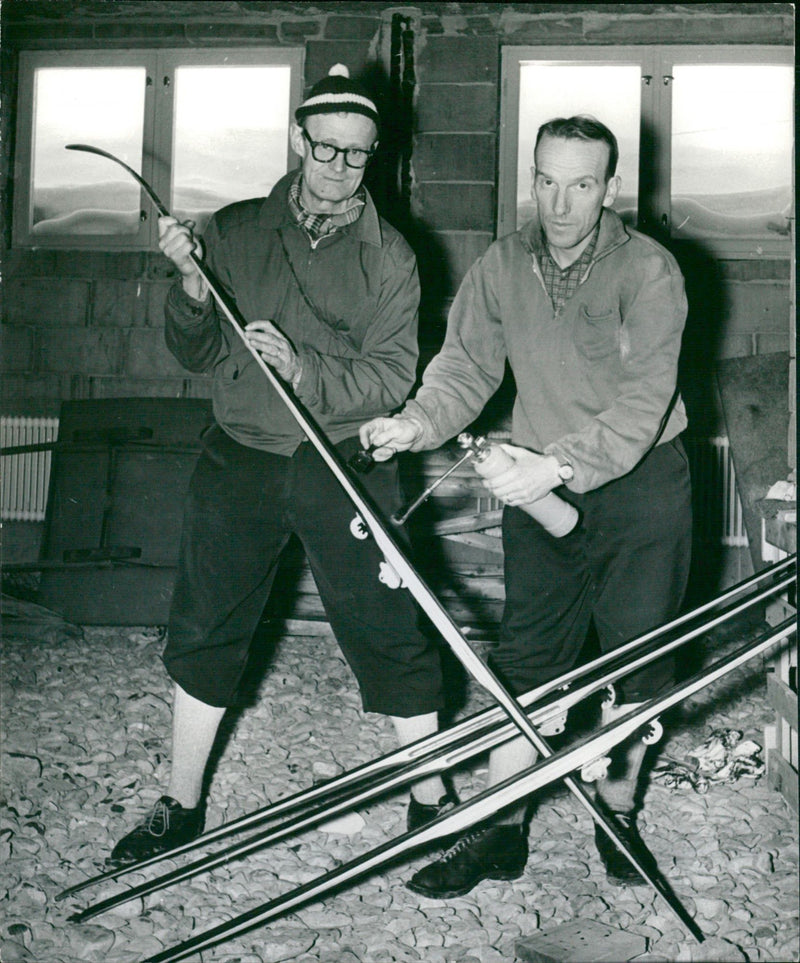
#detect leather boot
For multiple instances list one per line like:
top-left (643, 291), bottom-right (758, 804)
top-left (594, 809), bottom-right (650, 885)
top-left (406, 823), bottom-right (528, 898)
top-left (108, 795), bottom-right (204, 866)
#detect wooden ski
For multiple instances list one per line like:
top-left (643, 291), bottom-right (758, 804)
top-left (64, 560), bottom-right (794, 920)
top-left (58, 554), bottom-right (794, 902)
top-left (136, 617), bottom-right (794, 962)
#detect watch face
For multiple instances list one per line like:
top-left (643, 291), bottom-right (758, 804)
top-left (559, 463), bottom-right (574, 481)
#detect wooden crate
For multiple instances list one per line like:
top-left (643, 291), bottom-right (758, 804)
top-left (764, 594), bottom-right (798, 814)
top-left (762, 522), bottom-right (798, 814)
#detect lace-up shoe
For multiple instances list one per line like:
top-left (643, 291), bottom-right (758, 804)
top-left (108, 795), bottom-right (204, 866)
top-left (406, 788), bottom-right (459, 833)
top-left (594, 810), bottom-right (649, 885)
top-left (406, 823), bottom-right (528, 898)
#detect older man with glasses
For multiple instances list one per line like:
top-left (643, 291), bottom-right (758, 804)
top-left (107, 66), bottom-right (451, 866)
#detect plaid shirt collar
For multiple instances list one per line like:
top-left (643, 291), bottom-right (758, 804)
top-left (288, 173), bottom-right (366, 243)
top-left (539, 223), bottom-right (600, 311)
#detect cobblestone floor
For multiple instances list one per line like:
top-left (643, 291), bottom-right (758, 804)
top-left (2, 613), bottom-right (798, 963)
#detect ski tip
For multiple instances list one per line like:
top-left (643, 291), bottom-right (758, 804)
top-left (56, 863), bottom-right (125, 900)
top-left (55, 879), bottom-right (92, 901)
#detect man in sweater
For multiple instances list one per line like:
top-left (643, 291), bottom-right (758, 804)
top-left (360, 116), bottom-right (692, 897)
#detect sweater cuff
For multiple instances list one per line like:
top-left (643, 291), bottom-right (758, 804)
top-left (399, 401), bottom-right (438, 451)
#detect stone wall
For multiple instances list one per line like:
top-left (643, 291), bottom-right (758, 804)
top-left (1, 1), bottom-right (794, 424)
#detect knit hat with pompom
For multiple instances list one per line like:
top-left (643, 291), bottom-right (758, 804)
top-left (295, 64), bottom-right (380, 128)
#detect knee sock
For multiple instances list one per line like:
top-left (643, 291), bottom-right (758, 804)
top-left (596, 702), bottom-right (648, 814)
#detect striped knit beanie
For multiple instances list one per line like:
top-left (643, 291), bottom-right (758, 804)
top-left (295, 64), bottom-right (380, 128)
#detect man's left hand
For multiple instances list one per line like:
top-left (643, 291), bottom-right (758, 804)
top-left (245, 321), bottom-right (302, 384)
top-left (480, 444), bottom-right (562, 506)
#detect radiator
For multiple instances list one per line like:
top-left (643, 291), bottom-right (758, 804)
top-left (1, 416), bottom-right (60, 521)
top-left (684, 434), bottom-right (748, 547)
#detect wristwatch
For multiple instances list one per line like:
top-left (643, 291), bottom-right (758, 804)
top-left (556, 460), bottom-right (574, 483)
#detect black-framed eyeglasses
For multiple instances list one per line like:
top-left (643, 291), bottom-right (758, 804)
top-left (301, 128), bottom-right (376, 169)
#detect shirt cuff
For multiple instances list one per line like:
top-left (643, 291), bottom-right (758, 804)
top-left (291, 361), bottom-right (303, 390)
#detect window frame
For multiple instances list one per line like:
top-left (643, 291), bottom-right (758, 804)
top-left (499, 45), bottom-right (794, 258)
top-left (13, 46), bottom-right (305, 250)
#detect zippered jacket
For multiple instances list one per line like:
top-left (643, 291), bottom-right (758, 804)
top-left (164, 172), bottom-right (420, 455)
top-left (404, 208), bottom-right (688, 493)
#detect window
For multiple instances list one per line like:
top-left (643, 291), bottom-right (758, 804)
top-left (499, 46), bottom-right (793, 257)
top-left (13, 48), bottom-right (304, 249)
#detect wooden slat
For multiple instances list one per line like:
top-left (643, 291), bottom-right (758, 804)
top-left (442, 532), bottom-right (504, 555)
top-left (279, 567), bottom-right (504, 599)
top-left (271, 591), bottom-right (504, 629)
top-left (766, 747), bottom-right (799, 814)
top-left (767, 673), bottom-right (798, 730)
top-left (432, 510), bottom-right (503, 535)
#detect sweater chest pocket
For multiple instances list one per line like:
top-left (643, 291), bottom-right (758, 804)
top-left (574, 304), bottom-right (621, 360)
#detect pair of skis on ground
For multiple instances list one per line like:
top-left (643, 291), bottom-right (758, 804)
top-left (60, 561), bottom-right (795, 962)
top-left (61, 146), bottom-right (798, 963)
top-left (62, 555), bottom-right (793, 911)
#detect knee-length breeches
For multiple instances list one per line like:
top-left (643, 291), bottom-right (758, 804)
top-left (495, 437), bottom-right (692, 702)
top-left (163, 425), bottom-right (444, 716)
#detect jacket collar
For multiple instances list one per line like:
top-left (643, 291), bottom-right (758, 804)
top-left (521, 206), bottom-right (629, 264)
top-left (259, 170), bottom-right (383, 247)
